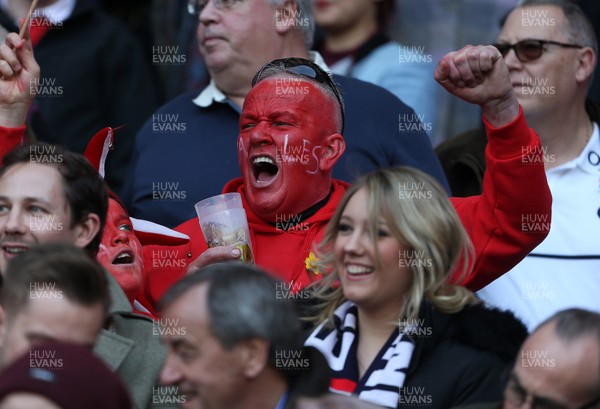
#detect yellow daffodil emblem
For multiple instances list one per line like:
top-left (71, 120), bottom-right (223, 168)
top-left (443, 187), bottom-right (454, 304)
top-left (305, 252), bottom-right (320, 275)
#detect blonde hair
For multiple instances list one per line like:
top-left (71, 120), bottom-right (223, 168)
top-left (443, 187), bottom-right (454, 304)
top-left (309, 167), bottom-right (480, 328)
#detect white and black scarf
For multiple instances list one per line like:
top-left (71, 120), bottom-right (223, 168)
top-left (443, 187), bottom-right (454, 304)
top-left (305, 301), bottom-right (415, 408)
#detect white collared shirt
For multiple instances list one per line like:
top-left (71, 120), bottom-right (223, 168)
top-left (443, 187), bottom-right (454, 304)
top-left (478, 122), bottom-right (600, 330)
top-left (192, 51), bottom-right (331, 110)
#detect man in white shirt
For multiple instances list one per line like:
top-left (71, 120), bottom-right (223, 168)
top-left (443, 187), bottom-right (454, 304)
top-left (478, 0), bottom-right (600, 330)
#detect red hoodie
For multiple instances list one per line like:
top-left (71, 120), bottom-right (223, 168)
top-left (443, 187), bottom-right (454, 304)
top-left (0, 125), bottom-right (25, 161)
top-left (145, 178), bottom-right (349, 304)
top-left (146, 108), bottom-right (551, 306)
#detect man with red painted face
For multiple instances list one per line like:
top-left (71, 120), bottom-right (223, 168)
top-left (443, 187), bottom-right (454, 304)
top-left (236, 67), bottom-right (345, 230)
top-left (142, 48), bottom-right (552, 306)
top-left (97, 192), bottom-right (190, 317)
top-left (154, 62), bottom-right (349, 295)
top-left (98, 197), bottom-right (144, 301)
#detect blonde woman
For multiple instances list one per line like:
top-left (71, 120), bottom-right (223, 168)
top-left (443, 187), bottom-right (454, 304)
top-left (305, 167), bottom-right (527, 409)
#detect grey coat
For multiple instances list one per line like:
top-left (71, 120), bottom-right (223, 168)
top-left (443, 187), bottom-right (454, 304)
top-left (94, 273), bottom-right (180, 409)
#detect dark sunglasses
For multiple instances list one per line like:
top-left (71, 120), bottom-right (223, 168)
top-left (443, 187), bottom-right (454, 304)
top-left (493, 39), bottom-right (583, 62)
top-left (252, 57), bottom-right (345, 133)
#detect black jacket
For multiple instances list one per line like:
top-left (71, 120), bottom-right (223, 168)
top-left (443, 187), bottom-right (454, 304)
top-left (400, 302), bottom-right (527, 409)
top-left (299, 297), bottom-right (526, 409)
top-left (0, 0), bottom-right (159, 193)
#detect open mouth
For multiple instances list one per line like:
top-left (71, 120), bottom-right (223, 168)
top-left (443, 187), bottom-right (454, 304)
top-left (112, 250), bottom-right (134, 265)
top-left (252, 156), bottom-right (279, 184)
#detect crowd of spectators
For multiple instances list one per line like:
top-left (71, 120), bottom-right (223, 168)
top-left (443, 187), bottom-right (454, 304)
top-left (0, 0), bottom-right (597, 409)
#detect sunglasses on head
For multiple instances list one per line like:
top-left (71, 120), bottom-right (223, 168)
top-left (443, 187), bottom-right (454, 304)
top-left (493, 39), bottom-right (583, 62)
top-left (252, 57), bottom-right (345, 133)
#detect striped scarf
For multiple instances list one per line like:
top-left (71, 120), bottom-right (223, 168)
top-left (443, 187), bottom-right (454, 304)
top-left (305, 301), bottom-right (415, 408)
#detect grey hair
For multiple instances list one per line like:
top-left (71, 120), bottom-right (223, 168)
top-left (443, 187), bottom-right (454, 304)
top-left (516, 0), bottom-right (597, 89)
top-left (269, 0), bottom-right (315, 49)
top-left (517, 0), bottom-right (597, 55)
top-left (160, 262), bottom-right (303, 368)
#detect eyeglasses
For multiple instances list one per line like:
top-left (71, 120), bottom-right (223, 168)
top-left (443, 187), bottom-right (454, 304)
top-left (187, 0), bottom-right (243, 15)
top-left (252, 57), bottom-right (345, 133)
top-left (505, 373), bottom-right (600, 409)
top-left (493, 39), bottom-right (583, 62)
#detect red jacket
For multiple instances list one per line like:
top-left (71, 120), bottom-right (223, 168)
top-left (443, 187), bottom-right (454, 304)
top-left (449, 108), bottom-right (552, 290)
top-left (0, 125), bottom-right (25, 161)
top-left (146, 108), bottom-right (551, 306)
top-left (144, 179), bottom-right (348, 304)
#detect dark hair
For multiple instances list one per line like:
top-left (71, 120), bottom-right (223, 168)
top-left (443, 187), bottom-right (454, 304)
top-left (0, 142), bottom-right (108, 257)
top-left (1, 242), bottom-right (111, 317)
top-left (160, 262), bottom-right (302, 370)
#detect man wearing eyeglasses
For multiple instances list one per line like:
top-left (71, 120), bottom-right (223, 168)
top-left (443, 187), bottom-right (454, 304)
top-left (437, 0), bottom-right (600, 331)
top-left (121, 0), bottom-right (450, 229)
top-left (452, 308), bottom-right (600, 409)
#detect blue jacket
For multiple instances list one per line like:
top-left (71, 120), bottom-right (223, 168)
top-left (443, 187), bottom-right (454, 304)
top-left (319, 34), bottom-right (438, 138)
top-left (122, 75), bottom-right (449, 227)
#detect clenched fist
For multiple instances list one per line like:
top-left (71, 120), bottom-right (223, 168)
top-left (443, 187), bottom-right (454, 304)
top-left (435, 45), bottom-right (519, 127)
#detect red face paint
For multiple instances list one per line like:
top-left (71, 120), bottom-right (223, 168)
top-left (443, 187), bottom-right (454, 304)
top-left (97, 199), bottom-right (143, 299)
top-left (238, 77), bottom-right (339, 222)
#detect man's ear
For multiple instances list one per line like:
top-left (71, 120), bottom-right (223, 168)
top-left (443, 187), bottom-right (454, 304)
top-left (575, 47), bottom-right (596, 84)
top-left (319, 133), bottom-right (346, 172)
top-left (238, 338), bottom-right (270, 379)
top-left (274, 0), bottom-right (298, 35)
top-left (73, 213), bottom-right (101, 250)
